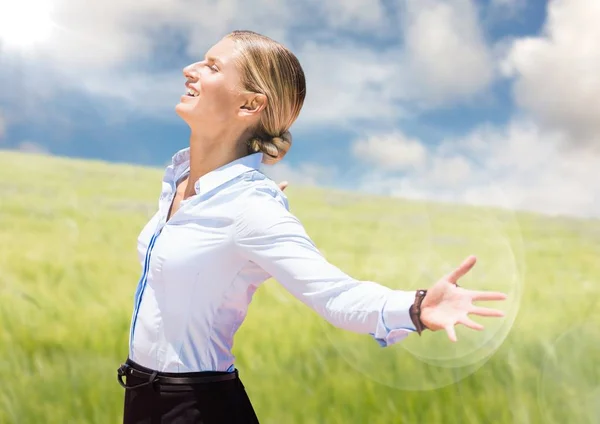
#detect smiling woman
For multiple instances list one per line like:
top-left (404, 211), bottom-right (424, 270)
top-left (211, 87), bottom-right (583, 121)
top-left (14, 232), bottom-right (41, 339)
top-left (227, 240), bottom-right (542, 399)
top-left (113, 29), bottom-right (508, 424)
top-left (0, 0), bottom-right (55, 50)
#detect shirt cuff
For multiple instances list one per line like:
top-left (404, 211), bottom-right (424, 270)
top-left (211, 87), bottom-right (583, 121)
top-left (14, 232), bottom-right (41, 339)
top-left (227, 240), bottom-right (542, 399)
top-left (372, 290), bottom-right (417, 347)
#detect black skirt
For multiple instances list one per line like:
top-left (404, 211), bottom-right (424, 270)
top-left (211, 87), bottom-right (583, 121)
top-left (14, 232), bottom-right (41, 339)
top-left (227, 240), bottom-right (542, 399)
top-left (118, 358), bottom-right (260, 424)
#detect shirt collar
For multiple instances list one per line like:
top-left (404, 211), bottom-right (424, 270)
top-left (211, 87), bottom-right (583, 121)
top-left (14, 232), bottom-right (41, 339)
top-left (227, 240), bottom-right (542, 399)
top-left (171, 147), bottom-right (191, 167)
top-left (168, 147), bottom-right (264, 195)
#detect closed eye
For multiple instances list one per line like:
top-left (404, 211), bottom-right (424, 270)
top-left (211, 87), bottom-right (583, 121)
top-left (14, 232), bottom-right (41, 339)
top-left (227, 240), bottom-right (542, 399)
top-left (204, 55), bottom-right (222, 72)
top-left (204, 63), bottom-right (218, 72)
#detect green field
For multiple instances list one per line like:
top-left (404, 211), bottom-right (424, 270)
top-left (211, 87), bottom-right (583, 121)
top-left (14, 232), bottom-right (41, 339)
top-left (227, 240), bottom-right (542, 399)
top-left (1, 149), bottom-right (599, 424)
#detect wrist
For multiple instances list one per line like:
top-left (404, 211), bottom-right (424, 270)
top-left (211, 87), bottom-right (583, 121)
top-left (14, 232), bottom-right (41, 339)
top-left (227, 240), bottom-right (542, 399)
top-left (409, 289), bottom-right (429, 335)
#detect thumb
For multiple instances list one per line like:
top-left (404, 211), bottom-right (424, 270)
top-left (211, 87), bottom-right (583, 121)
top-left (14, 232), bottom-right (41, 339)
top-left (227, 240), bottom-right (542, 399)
top-left (445, 255), bottom-right (477, 284)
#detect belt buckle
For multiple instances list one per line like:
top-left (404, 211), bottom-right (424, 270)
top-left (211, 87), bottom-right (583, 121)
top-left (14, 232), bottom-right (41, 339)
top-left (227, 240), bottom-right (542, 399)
top-left (117, 363), bottom-right (131, 388)
top-left (117, 362), bottom-right (160, 390)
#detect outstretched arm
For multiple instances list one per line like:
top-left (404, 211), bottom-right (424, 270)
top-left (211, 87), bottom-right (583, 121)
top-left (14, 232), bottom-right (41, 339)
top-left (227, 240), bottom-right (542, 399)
top-left (233, 188), bottom-right (419, 347)
top-left (234, 186), bottom-right (508, 344)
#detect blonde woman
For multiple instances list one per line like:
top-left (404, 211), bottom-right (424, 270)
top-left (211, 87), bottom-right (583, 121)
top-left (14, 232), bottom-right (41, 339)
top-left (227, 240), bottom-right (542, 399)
top-left (117, 30), bottom-right (507, 423)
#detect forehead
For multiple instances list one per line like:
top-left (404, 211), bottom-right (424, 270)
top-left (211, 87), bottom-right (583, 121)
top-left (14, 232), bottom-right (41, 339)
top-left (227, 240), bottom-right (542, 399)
top-left (205, 37), bottom-right (237, 64)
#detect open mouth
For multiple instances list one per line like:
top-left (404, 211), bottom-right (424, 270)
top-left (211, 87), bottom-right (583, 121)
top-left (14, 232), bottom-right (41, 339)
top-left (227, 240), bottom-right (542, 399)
top-left (186, 87), bottom-right (199, 97)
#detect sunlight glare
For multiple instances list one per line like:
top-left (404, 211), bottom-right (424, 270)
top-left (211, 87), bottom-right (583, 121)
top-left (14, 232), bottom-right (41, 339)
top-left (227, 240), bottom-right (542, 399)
top-left (0, 0), bottom-right (55, 50)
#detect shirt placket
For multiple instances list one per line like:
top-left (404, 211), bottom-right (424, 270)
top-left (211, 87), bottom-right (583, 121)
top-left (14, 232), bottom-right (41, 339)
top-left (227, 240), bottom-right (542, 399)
top-left (128, 173), bottom-right (179, 355)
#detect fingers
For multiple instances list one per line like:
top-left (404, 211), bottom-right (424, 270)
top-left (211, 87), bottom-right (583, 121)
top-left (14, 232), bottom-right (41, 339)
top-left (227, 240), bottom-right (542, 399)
top-left (278, 181), bottom-right (289, 191)
top-left (469, 306), bottom-right (505, 318)
top-left (457, 316), bottom-right (485, 331)
top-left (445, 255), bottom-right (477, 284)
top-left (445, 324), bottom-right (458, 342)
top-left (470, 291), bottom-right (507, 302)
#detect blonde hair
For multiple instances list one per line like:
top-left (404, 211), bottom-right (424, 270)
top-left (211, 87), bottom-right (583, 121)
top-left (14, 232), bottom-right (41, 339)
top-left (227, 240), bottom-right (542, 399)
top-left (226, 30), bottom-right (306, 165)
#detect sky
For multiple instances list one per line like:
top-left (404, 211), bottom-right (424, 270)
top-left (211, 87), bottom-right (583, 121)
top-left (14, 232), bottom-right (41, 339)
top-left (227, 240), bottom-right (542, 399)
top-left (0, 0), bottom-right (598, 219)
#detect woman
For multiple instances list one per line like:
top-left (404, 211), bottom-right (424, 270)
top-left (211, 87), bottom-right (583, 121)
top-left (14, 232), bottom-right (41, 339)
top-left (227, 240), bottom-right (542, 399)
top-left (116, 30), bottom-right (507, 423)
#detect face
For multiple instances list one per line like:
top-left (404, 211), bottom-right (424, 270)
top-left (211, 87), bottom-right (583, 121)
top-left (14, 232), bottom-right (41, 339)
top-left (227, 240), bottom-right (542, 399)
top-left (175, 37), bottom-right (259, 134)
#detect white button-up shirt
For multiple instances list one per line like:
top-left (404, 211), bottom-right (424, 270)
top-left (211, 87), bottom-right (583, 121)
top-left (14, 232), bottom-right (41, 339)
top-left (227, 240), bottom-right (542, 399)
top-left (129, 147), bottom-right (417, 373)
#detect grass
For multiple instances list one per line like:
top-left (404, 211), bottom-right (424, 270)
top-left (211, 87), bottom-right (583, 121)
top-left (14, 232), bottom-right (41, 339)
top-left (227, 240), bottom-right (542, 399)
top-left (0, 149), bottom-right (599, 423)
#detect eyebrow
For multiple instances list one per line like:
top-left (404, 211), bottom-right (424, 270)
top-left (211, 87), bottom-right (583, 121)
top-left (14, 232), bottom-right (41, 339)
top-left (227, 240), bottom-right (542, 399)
top-left (206, 56), bottom-right (224, 67)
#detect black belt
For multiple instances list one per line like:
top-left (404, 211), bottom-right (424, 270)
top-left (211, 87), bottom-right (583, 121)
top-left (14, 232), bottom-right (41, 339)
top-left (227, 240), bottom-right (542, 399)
top-left (117, 361), bottom-right (239, 390)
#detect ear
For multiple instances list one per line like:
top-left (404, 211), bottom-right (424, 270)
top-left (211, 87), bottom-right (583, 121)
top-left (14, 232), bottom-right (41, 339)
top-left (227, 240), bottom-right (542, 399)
top-left (239, 93), bottom-right (267, 117)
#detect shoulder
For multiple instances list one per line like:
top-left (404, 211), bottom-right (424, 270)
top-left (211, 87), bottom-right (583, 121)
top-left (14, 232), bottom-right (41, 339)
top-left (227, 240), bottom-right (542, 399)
top-left (233, 170), bottom-right (301, 237)
top-left (236, 170), bottom-right (290, 212)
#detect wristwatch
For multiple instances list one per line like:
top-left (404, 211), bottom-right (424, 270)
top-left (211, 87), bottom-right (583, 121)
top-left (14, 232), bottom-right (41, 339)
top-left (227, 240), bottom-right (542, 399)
top-left (409, 289), bottom-right (428, 335)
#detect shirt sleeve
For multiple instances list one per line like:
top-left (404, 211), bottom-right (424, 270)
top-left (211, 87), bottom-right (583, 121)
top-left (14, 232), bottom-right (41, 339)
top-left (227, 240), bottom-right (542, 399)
top-left (233, 185), bottom-right (417, 347)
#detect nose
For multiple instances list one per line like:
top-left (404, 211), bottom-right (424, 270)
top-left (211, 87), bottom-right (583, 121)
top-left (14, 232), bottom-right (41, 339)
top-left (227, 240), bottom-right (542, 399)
top-left (182, 63), bottom-right (199, 80)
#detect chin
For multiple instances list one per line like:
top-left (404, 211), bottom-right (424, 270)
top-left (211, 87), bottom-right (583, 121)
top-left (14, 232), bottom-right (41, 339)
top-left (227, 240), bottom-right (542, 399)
top-left (175, 95), bottom-right (199, 116)
top-left (175, 107), bottom-right (199, 131)
top-left (175, 102), bottom-right (191, 119)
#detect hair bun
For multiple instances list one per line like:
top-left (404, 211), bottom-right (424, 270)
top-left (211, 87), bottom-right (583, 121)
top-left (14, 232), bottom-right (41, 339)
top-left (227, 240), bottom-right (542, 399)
top-left (247, 130), bottom-right (292, 165)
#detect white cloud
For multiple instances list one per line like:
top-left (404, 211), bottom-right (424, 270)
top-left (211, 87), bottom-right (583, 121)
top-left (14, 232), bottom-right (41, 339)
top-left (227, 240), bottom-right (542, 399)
top-left (261, 161), bottom-right (336, 187)
top-left (295, 43), bottom-right (408, 128)
top-left (72, 70), bottom-right (185, 120)
top-left (353, 120), bottom-right (600, 218)
top-left (342, 0), bottom-right (600, 218)
top-left (297, 0), bottom-right (497, 129)
top-left (428, 155), bottom-right (472, 187)
top-left (40, 0), bottom-right (161, 70)
top-left (351, 132), bottom-right (427, 171)
top-left (0, 1), bottom-right (349, 123)
top-left (399, 0), bottom-right (495, 107)
top-left (28, 0), bottom-right (387, 73)
top-left (311, 0), bottom-right (388, 33)
top-left (180, 0), bottom-right (295, 59)
top-left (0, 0), bottom-right (299, 120)
top-left (501, 0), bottom-right (600, 141)
top-left (0, 0), bottom-right (499, 127)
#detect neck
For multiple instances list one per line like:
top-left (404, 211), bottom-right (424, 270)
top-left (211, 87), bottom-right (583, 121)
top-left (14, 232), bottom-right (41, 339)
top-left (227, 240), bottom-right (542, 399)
top-left (184, 128), bottom-right (249, 198)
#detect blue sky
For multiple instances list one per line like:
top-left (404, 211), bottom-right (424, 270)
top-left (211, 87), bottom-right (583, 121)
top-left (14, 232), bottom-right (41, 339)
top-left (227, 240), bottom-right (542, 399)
top-left (0, 0), bottom-right (598, 218)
